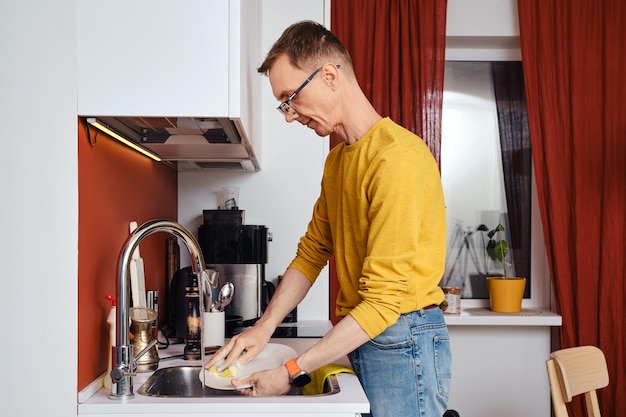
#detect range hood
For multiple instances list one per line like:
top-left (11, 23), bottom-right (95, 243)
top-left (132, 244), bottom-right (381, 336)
top-left (91, 116), bottom-right (258, 171)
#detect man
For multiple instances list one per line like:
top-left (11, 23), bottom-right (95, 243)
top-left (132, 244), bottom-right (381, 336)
top-left (206, 20), bottom-right (451, 417)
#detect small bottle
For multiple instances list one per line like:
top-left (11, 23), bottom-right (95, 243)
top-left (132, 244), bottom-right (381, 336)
top-left (183, 273), bottom-right (202, 360)
top-left (104, 295), bottom-right (116, 389)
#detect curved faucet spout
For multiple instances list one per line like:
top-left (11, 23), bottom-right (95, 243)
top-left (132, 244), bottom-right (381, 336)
top-left (111, 219), bottom-right (211, 400)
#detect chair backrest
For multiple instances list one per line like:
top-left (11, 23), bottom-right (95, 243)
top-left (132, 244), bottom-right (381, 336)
top-left (546, 345), bottom-right (609, 417)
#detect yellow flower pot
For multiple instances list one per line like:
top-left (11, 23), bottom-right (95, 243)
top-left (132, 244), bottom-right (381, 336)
top-left (486, 277), bottom-right (526, 313)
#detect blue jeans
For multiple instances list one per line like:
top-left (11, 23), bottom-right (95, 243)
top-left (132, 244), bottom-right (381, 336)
top-left (349, 308), bottom-right (451, 417)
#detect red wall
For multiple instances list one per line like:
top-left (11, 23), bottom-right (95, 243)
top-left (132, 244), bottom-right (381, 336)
top-left (77, 118), bottom-right (177, 391)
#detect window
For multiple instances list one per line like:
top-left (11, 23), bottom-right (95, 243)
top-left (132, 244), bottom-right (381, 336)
top-left (440, 61), bottom-right (549, 307)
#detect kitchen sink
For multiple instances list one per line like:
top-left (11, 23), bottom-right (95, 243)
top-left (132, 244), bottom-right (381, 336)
top-left (138, 366), bottom-right (340, 398)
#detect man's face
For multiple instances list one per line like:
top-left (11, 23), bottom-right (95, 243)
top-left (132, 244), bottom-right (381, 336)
top-left (268, 54), bottom-right (336, 137)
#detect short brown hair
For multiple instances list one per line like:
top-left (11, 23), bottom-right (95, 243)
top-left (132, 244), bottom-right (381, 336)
top-left (257, 20), bottom-right (353, 75)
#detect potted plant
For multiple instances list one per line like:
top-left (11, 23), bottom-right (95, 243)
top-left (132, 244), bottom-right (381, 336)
top-left (485, 224), bottom-right (526, 312)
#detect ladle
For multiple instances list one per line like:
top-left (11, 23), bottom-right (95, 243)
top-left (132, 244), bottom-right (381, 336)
top-left (212, 282), bottom-right (234, 312)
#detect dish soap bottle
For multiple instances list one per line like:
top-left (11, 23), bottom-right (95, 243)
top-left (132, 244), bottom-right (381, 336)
top-left (104, 295), bottom-right (116, 390)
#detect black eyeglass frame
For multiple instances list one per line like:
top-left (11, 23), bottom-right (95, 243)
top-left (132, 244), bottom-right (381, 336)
top-left (276, 64), bottom-right (341, 115)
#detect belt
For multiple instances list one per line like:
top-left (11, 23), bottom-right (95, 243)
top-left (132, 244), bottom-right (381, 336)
top-left (423, 304), bottom-right (441, 310)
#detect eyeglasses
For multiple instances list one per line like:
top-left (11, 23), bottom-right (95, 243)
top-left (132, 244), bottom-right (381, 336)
top-left (277, 64), bottom-right (340, 115)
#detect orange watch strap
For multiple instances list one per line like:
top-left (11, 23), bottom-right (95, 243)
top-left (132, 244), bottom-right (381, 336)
top-left (285, 358), bottom-right (301, 377)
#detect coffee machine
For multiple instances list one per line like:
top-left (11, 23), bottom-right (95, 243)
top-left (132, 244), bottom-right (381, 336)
top-left (197, 210), bottom-right (271, 327)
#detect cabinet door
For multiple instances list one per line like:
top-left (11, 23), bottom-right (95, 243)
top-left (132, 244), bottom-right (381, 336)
top-left (78, 0), bottom-right (229, 116)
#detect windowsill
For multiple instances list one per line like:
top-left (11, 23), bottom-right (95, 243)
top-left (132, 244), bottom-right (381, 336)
top-left (443, 307), bottom-right (561, 326)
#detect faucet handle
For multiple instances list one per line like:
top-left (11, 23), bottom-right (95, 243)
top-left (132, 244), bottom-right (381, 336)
top-left (133, 339), bottom-right (158, 362)
top-left (110, 366), bottom-right (136, 383)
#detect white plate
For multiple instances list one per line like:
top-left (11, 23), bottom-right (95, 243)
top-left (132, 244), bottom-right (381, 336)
top-left (200, 343), bottom-right (297, 390)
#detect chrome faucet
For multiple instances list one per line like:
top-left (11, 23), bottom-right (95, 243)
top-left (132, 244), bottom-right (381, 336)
top-left (109, 219), bottom-right (215, 400)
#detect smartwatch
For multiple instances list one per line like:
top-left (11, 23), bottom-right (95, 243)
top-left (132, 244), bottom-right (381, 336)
top-left (285, 358), bottom-right (312, 388)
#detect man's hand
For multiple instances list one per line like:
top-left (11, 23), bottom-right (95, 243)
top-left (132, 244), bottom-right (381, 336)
top-left (206, 269), bottom-right (312, 373)
top-left (233, 365), bottom-right (292, 396)
top-left (204, 321), bottom-right (274, 372)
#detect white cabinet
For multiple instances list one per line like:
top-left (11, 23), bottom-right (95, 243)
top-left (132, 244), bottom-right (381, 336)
top-left (78, 0), bottom-right (260, 153)
top-left (445, 309), bottom-right (562, 417)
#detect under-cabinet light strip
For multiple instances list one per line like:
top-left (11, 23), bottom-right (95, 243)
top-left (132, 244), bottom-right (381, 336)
top-left (86, 118), bottom-right (162, 162)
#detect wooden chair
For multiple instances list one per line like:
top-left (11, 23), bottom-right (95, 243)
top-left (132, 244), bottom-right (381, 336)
top-left (546, 345), bottom-right (609, 417)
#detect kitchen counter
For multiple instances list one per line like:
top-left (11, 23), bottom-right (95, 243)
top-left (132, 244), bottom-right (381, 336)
top-left (79, 311), bottom-right (562, 417)
top-left (78, 325), bottom-right (369, 417)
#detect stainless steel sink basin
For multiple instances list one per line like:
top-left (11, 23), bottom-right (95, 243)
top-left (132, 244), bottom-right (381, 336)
top-left (138, 366), bottom-right (340, 397)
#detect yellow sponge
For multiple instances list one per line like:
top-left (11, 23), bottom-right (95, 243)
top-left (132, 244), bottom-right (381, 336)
top-left (209, 360), bottom-right (239, 378)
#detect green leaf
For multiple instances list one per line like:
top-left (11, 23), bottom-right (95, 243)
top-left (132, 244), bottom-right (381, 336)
top-left (487, 224), bottom-right (505, 238)
top-left (485, 224), bottom-right (509, 277)
top-left (492, 240), bottom-right (508, 263)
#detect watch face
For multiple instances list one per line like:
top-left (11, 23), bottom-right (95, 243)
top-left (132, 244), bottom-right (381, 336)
top-left (293, 372), bottom-right (312, 388)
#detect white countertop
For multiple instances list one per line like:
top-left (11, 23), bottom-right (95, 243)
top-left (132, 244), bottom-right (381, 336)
top-left (78, 329), bottom-right (369, 417)
top-left (79, 374), bottom-right (367, 417)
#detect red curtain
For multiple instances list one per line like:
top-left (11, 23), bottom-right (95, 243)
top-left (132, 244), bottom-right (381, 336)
top-left (330, 0), bottom-right (447, 163)
top-left (328, 0), bottom-right (448, 324)
top-left (518, 1), bottom-right (626, 415)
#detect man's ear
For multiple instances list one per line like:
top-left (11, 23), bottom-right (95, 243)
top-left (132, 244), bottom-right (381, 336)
top-left (322, 63), bottom-right (340, 88)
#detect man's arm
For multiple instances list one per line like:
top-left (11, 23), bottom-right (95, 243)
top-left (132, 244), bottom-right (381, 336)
top-left (205, 267), bottom-right (312, 370)
top-left (233, 310), bottom-right (369, 396)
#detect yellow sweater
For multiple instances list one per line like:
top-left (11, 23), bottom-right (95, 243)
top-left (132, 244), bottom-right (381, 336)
top-left (289, 118), bottom-right (446, 338)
